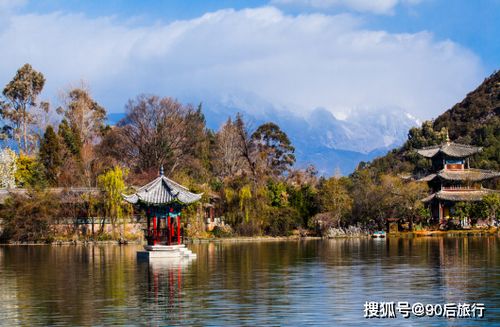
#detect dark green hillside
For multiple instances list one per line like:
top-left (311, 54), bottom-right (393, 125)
top-left (360, 70), bottom-right (500, 176)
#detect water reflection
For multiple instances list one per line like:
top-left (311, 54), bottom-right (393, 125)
top-left (0, 237), bottom-right (499, 326)
top-left (142, 258), bottom-right (192, 322)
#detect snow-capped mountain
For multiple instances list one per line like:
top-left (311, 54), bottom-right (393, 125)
top-left (198, 94), bottom-right (419, 174)
top-left (108, 94), bottom-right (419, 175)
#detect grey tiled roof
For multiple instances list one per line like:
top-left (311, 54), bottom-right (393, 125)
top-left (418, 174), bottom-right (437, 182)
top-left (416, 142), bottom-right (482, 158)
top-left (422, 189), bottom-right (499, 202)
top-left (418, 169), bottom-right (500, 182)
top-left (123, 176), bottom-right (202, 205)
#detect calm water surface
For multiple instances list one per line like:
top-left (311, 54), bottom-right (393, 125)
top-left (0, 237), bottom-right (499, 326)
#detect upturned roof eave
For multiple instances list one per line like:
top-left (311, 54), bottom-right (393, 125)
top-left (421, 189), bottom-right (499, 202)
top-left (416, 142), bottom-right (482, 158)
top-left (122, 174), bottom-right (203, 206)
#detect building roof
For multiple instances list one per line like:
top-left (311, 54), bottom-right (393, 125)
top-left (422, 189), bottom-right (499, 202)
top-left (123, 174), bottom-right (202, 206)
top-left (418, 169), bottom-right (500, 182)
top-left (416, 142), bottom-right (482, 158)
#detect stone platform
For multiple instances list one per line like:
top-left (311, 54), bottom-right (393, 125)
top-left (137, 244), bottom-right (197, 260)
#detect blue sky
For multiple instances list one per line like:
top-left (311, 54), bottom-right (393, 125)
top-left (1, 0), bottom-right (498, 119)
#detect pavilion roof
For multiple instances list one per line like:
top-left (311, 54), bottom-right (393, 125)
top-left (123, 174), bottom-right (202, 206)
top-left (416, 142), bottom-right (481, 158)
top-left (418, 169), bottom-right (500, 182)
top-left (422, 189), bottom-right (499, 203)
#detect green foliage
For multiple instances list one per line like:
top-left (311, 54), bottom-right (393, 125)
top-left (239, 184), bottom-right (252, 223)
top-left (264, 206), bottom-right (301, 236)
top-left (406, 121), bottom-right (448, 150)
top-left (454, 200), bottom-right (493, 222)
top-left (58, 119), bottom-right (82, 157)
top-left (97, 166), bottom-right (130, 238)
top-left (287, 184), bottom-right (318, 227)
top-left (211, 225), bottom-right (234, 238)
top-left (15, 153), bottom-right (46, 188)
top-left (483, 193), bottom-right (500, 220)
top-left (348, 171), bottom-right (429, 229)
top-left (39, 125), bottom-right (62, 186)
top-left (252, 122), bottom-right (295, 177)
top-left (267, 180), bottom-right (289, 207)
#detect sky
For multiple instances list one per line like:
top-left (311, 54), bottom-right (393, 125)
top-left (0, 0), bottom-right (498, 121)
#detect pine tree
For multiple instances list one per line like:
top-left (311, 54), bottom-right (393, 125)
top-left (39, 125), bottom-right (62, 186)
top-left (58, 119), bottom-right (82, 157)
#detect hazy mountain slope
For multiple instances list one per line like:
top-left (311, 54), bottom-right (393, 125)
top-left (365, 70), bottom-right (500, 175)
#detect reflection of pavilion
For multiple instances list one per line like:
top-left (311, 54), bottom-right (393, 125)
top-left (124, 167), bottom-right (202, 259)
top-left (141, 256), bottom-right (196, 322)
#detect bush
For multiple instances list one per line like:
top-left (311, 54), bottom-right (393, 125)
top-left (0, 189), bottom-right (60, 243)
top-left (235, 222), bottom-right (261, 236)
top-left (211, 225), bottom-right (234, 238)
top-left (265, 207), bottom-right (301, 236)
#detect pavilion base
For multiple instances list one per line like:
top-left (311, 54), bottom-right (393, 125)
top-left (137, 244), bottom-right (197, 260)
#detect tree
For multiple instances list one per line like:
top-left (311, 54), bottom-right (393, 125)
top-left (1, 64), bottom-right (45, 153)
top-left (39, 125), bottom-right (62, 186)
top-left (312, 177), bottom-right (353, 231)
top-left (378, 174), bottom-right (429, 229)
top-left (406, 121), bottom-right (448, 150)
top-left (56, 88), bottom-right (106, 187)
top-left (251, 122), bottom-right (295, 177)
top-left (0, 189), bottom-right (60, 242)
top-left (57, 87), bottom-right (106, 145)
top-left (235, 113), bottom-right (258, 180)
top-left (14, 153), bottom-right (46, 188)
top-left (213, 117), bottom-right (248, 179)
top-left (118, 95), bottom-right (206, 175)
top-left (58, 119), bottom-right (82, 157)
top-left (483, 194), bottom-right (500, 224)
top-left (239, 184), bottom-right (252, 223)
top-left (97, 166), bottom-right (130, 238)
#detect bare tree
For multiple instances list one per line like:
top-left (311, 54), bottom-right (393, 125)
top-left (118, 95), bottom-right (202, 175)
top-left (57, 84), bottom-right (106, 145)
top-left (213, 117), bottom-right (248, 179)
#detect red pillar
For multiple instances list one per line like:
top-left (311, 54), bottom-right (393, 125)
top-left (177, 216), bottom-right (181, 245)
top-left (168, 216), bottom-right (172, 245)
top-left (152, 216), bottom-right (157, 245)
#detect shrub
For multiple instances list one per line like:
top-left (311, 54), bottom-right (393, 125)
top-left (235, 222), bottom-right (261, 236)
top-left (0, 189), bottom-right (60, 243)
top-left (211, 225), bottom-right (234, 238)
top-left (265, 207), bottom-right (301, 236)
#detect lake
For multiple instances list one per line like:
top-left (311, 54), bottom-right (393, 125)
top-left (0, 237), bottom-right (499, 326)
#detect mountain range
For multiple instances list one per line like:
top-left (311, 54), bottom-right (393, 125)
top-left (108, 95), bottom-right (419, 175)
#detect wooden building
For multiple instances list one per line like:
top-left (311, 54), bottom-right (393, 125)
top-left (123, 167), bottom-right (202, 248)
top-left (416, 138), bottom-right (500, 225)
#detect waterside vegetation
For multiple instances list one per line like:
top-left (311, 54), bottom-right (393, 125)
top-left (0, 64), bottom-right (499, 243)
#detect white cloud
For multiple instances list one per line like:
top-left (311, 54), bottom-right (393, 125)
top-left (0, 6), bottom-right (483, 120)
top-left (0, 0), bottom-right (27, 12)
top-left (270, 0), bottom-right (421, 15)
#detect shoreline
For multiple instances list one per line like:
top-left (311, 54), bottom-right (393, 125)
top-left (1, 229), bottom-right (498, 246)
